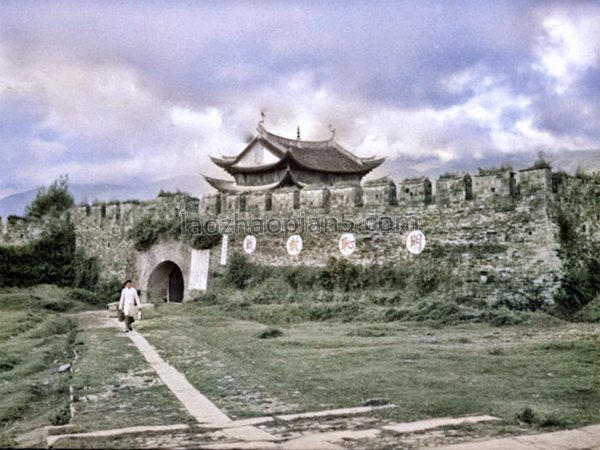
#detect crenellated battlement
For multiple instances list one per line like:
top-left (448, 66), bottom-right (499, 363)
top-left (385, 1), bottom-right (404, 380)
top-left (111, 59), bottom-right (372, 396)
top-left (0, 215), bottom-right (39, 246)
top-left (71, 194), bottom-right (200, 228)
top-left (0, 193), bottom-right (200, 247)
top-left (1, 167), bottom-right (596, 248)
top-left (398, 176), bottom-right (432, 207)
top-left (207, 166), bottom-right (559, 216)
top-left (435, 173), bottom-right (472, 205)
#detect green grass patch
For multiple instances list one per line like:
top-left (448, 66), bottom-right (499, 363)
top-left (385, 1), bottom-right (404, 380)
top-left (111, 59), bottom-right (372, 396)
top-left (0, 286), bottom-right (191, 445)
top-left (138, 303), bottom-right (600, 430)
top-left (0, 284), bottom-right (107, 313)
top-left (68, 326), bottom-right (191, 433)
top-left (574, 295), bottom-right (600, 322)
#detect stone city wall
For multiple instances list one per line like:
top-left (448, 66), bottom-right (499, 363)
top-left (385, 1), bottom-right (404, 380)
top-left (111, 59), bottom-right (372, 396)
top-left (218, 201), bottom-right (562, 303)
top-left (1, 167), bottom-right (598, 305)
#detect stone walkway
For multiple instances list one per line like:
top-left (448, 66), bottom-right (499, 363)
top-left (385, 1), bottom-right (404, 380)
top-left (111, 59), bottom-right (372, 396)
top-left (429, 424), bottom-right (600, 450)
top-left (126, 331), bottom-right (231, 425)
top-left (126, 330), bottom-right (279, 443)
top-left (47, 424), bottom-right (189, 447)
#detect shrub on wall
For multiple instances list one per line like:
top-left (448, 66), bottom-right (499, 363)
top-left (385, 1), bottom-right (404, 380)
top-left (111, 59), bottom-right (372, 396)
top-left (128, 213), bottom-right (221, 251)
top-left (128, 215), bottom-right (173, 251)
top-left (72, 250), bottom-right (100, 291)
top-left (188, 232), bottom-right (222, 250)
top-left (225, 253), bottom-right (254, 289)
top-left (552, 206), bottom-right (600, 318)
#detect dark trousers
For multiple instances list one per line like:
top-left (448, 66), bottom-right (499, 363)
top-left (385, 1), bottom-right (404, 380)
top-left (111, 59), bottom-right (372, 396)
top-left (125, 315), bottom-right (134, 331)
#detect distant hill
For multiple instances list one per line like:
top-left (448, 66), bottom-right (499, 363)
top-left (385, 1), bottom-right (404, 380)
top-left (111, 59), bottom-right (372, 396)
top-left (0, 189), bottom-right (38, 219)
top-left (380, 149), bottom-right (600, 182)
top-left (552, 149), bottom-right (600, 174)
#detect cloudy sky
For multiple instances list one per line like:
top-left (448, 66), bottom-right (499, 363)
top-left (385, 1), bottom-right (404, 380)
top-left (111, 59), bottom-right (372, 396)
top-left (1, 0), bottom-right (600, 199)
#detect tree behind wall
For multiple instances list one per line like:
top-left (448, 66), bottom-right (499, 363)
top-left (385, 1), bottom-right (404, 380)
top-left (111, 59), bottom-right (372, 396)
top-left (0, 176), bottom-right (101, 291)
top-left (25, 175), bottom-right (74, 220)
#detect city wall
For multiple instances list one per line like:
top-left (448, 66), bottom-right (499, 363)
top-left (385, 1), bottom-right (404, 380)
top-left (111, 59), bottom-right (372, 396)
top-left (1, 167), bottom-right (598, 305)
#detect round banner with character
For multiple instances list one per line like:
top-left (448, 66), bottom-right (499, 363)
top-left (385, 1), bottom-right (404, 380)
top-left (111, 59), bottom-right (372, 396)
top-left (406, 230), bottom-right (426, 255)
top-left (243, 235), bottom-right (257, 254)
top-left (338, 233), bottom-right (356, 256)
top-left (286, 235), bottom-right (303, 256)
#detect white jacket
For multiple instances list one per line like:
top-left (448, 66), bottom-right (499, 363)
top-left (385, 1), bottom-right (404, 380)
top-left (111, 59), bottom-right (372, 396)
top-left (119, 287), bottom-right (140, 316)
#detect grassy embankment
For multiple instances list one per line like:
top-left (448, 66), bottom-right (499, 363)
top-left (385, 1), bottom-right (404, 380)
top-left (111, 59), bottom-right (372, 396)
top-left (0, 285), bottom-right (190, 447)
top-left (0, 285), bottom-right (79, 446)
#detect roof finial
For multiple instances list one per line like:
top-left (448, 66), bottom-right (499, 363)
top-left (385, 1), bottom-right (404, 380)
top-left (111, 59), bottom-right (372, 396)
top-left (257, 111), bottom-right (266, 133)
top-left (297, 125), bottom-right (301, 140)
top-left (328, 124), bottom-right (336, 139)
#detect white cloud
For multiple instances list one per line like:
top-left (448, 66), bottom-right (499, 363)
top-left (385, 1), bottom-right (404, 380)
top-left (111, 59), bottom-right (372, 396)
top-left (38, 60), bottom-right (163, 142)
top-left (3, 51), bottom-right (596, 192)
top-left (27, 137), bottom-right (68, 160)
top-left (533, 12), bottom-right (600, 94)
top-left (0, 188), bottom-right (19, 199)
top-left (2, 1), bottom-right (600, 198)
top-left (170, 106), bottom-right (223, 132)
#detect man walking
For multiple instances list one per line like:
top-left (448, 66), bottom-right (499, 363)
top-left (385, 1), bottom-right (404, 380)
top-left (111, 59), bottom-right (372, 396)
top-left (119, 279), bottom-right (140, 332)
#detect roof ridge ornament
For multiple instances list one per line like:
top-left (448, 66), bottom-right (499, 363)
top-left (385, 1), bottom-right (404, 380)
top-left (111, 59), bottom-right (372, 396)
top-left (297, 126), bottom-right (301, 140)
top-left (328, 124), bottom-right (336, 140)
top-left (257, 111), bottom-right (266, 133)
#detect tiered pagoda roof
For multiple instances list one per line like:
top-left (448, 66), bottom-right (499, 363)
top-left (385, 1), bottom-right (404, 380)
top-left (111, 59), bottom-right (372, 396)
top-left (204, 123), bottom-right (384, 193)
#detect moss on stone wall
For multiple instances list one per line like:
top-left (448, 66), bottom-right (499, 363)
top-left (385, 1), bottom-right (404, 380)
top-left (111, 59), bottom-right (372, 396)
top-left (128, 213), bottom-right (221, 252)
top-left (551, 201), bottom-right (600, 318)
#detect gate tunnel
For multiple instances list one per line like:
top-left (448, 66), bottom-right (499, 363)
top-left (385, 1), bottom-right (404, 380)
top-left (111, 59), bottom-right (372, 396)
top-left (147, 260), bottom-right (184, 303)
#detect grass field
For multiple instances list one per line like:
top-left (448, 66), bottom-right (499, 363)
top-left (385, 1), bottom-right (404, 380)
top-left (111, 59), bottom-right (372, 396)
top-left (1, 284), bottom-right (599, 448)
top-left (139, 302), bottom-right (600, 432)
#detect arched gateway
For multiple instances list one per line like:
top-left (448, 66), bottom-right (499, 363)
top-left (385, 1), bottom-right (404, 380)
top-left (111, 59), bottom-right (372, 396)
top-left (136, 240), bottom-right (208, 304)
top-left (147, 260), bottom-right (184, 303)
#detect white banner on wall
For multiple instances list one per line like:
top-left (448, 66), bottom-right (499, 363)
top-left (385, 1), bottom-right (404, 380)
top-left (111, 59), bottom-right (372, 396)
top-left (406, 230), bottom-right (426, 255)
top-left (220, 234), bottom-right (229, 266)
top-left (286, 235), bottom-right (303, 256)
top-left (339, 233), bottom-right (356, 256)
top-left (189, 249), bottom-right (211, 290)
top-left (243, 235), bottom-right (257, 254)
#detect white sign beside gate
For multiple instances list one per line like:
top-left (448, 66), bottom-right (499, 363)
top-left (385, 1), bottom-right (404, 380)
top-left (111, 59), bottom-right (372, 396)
top-left (220, 234), bottom-right (229, 266)
top-left (189, 249), bottom-right (211, 290)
